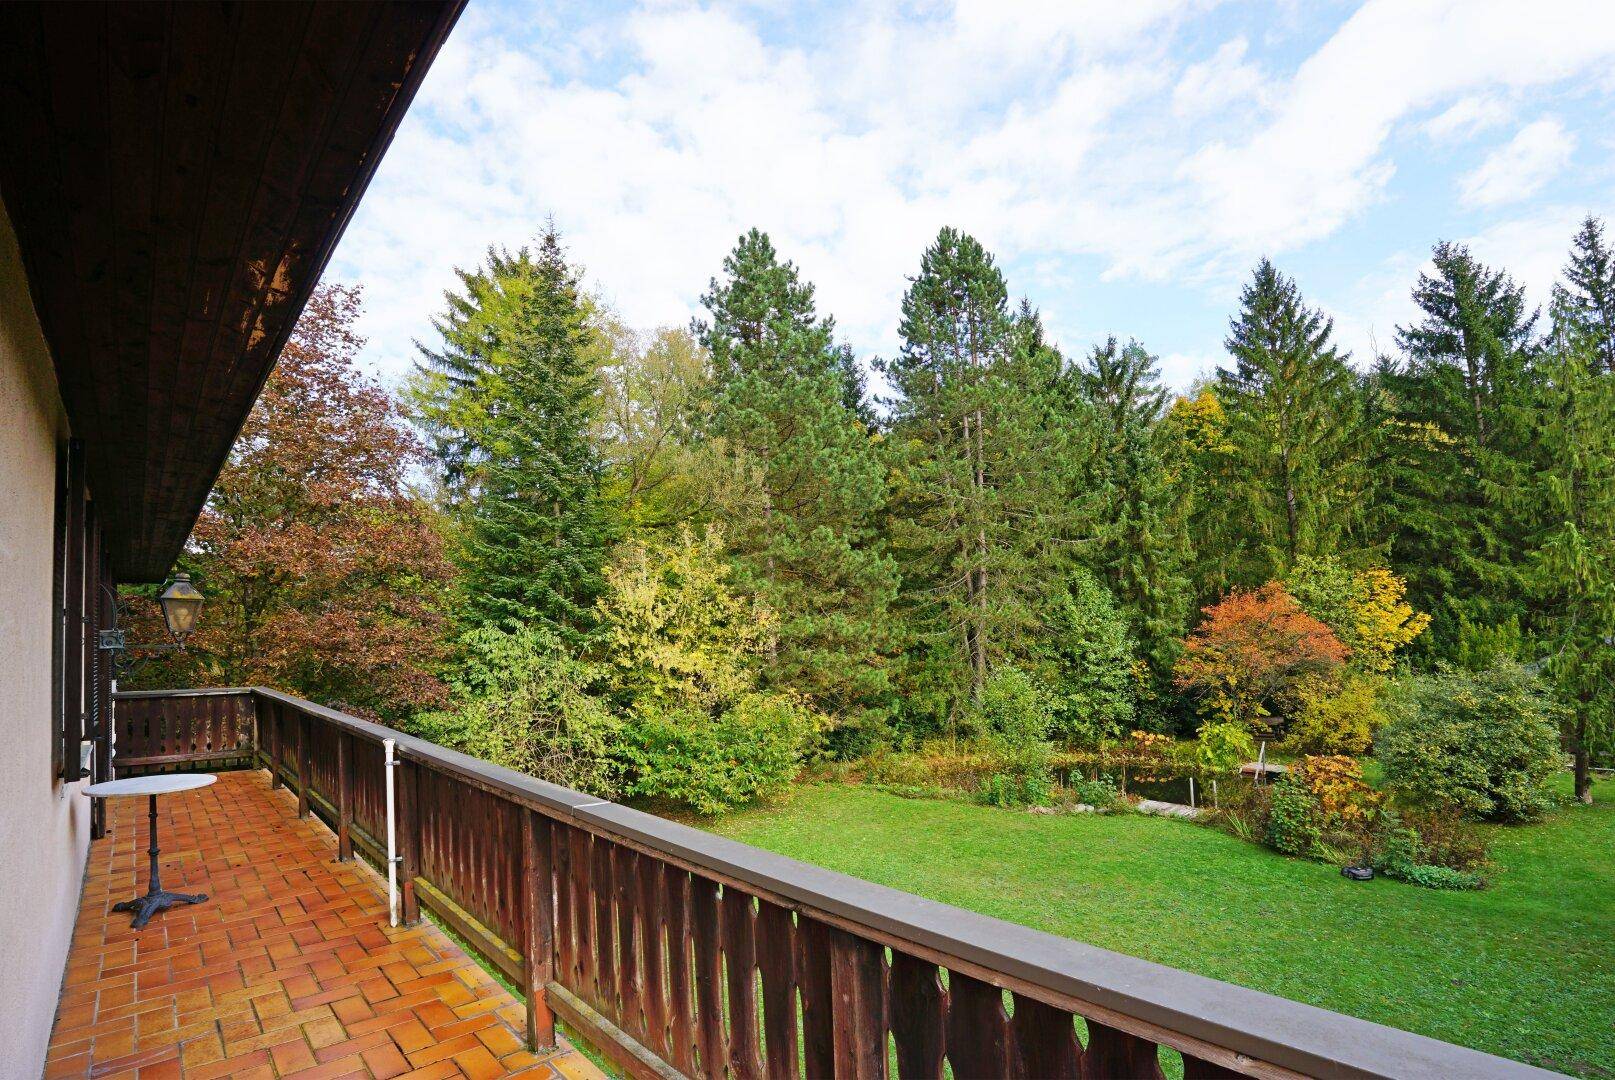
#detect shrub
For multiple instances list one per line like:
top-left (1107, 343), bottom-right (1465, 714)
top-left (411, 626), bottom-right (620, 797)
top-left (1285, 674), bottom-right (1388, 756)
top-left (1371, 809), bottom-right (1489, 889)
top-left (1066, 776), bottom-right (1123, 810)
top-left (1292, 755), bottom-right (1382, 829)
top-left (977, 771), bottom-right (1052, 809)
top-left (1265, 777), bottom-right (1322, 856)
top-left (1037, 570), bottom-right (1138, 745)
top-left (1378, 662), bottom-right (1561, 822)
top-left (1397, 808), bottom-right (1489, 873)
top-left (1192, 722), bottom-right (1256, 772)
top-left (969, 667), bottom-right (1054, 807)
top-left (619, 693), bottom-right (819, 815)
top-left (1398, 863), bottom-right (1484, 891)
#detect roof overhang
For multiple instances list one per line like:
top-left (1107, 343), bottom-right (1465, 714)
top-left (0, 1), bottom-right (463, 581)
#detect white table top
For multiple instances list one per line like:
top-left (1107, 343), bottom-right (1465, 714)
top-left (83, 774), bottom-right (218, 797)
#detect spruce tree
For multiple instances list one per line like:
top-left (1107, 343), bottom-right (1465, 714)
top-left (1384, 242), bottom-right (1540, 658)
top-left (1554, 216), bottom-right (1615, 374)
top-left (1076, 338), bottom-right (1190, 677)
top-left (1216, 260), bottom-right (1367, 582)
top-left (1530, 303), bottom-right (1615, 802)
top-left (415, 229), bottom-right (614, 644)
top-left (694, 230), bottom-right (898, 732)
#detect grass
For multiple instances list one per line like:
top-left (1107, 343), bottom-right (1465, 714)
top-left (708, 774), bottom-right (1615, 1078)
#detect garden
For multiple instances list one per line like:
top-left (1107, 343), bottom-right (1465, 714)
top-left (710, 773), bottom-right (1614, 1077)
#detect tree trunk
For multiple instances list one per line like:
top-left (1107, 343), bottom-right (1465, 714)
top-left (1574, 747), bottom-right (1592, 804)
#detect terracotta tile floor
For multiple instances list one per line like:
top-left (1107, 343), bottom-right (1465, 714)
top-left (46, 770), bottom-right (604, 1080)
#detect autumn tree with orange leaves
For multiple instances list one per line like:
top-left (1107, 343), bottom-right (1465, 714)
top-left (125, 285), bottom-right (452, 721)
top-left (1173, 582), bottom-right (1349, 731)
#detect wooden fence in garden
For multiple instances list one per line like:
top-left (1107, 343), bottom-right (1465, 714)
top-left (110, 687), bottom-right (1556, 1080)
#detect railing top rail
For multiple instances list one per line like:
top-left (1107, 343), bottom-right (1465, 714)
top-left (119, 686), bottom-right (1558, 1080)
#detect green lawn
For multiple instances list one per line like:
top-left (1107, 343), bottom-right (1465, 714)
top-left (709, 775), bottom-right (1615, 1077)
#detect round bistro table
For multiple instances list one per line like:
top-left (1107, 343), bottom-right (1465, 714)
top-left (83, 774), bottom-right (217, 929)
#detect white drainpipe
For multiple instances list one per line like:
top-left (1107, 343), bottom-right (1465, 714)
top-left (384, 738), bottom-right (399, 927)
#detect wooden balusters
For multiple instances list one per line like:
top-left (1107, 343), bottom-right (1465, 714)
top-left (828, 925), bottom-right (888, 1078)
top-left (690, 875), bottom-right (727, 1076)
top-left (947, 972), bottom-right (1014, 1078)
top-left (890, 952), bottom-right (947, 1080)
top-left (1012, 994), bottom-right (1082, 1079)
top-left (661, 862), bottom-right (697, 1075)
top-left (637, 856), bottom-right (669, 1062)
top-left (397, 756), bottom-right (421, 925)
top-left (755, 900), bottom-right (799, 1080)
top-left (1084, 1019), bottom-right (1165, 1080)
top-left (521, 810), bottom-right (556, 1050)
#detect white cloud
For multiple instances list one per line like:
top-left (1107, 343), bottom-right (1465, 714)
top-left (1422, 94), bottom-right (1512, 142)
top-left (1458, 118), bottom-right (1576, 208)
top-left (329, 0), bottom-right (1615, 389)
top-left (1173, 38), bottom-right (1268, 120)
top-left (1181, 0), bottom-right (1615, 268)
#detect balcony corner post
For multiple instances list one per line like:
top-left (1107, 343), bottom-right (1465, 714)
top-left (521, 809), bottom-right (557, 1050)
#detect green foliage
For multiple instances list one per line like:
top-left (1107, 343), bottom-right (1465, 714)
top-left (1036, 570), bottom-right (1138, 745)
top-left (1067, 776), bottom-right (1123, 810)
top-left (696, 230), bottom-right (899, 729)
top-left (413, 231), bottom-right (614, 643)
top-left (880, 228), bottom-right (1096, 721)
top-left (1077, 338), bottom-right (1192, 676)
top-left (1372, 810), bottom-right (1486, 890)
top-left (410, 626), bottom-right (620, 796)
top-left (968, 666), bottom-right (1053, 807)
top-left (1264, 777), bottom-right (1323, 857)
top-left (1192, 721), bottom-right (1256, 771)
top-left (1379, 242), bottom-right (1540, 661)
top-left (1216, 260), bottom-right (1368, 581)
top-left (595, 525), bottom-right (775, 711)
top-left (1528, 310), bottom-right (1615, 801)
top-left (619, 693), bottom-right (819, 815)
top-left (1378, 663), bottom-right (1562, 821)
top-left (1285, 673), bottom-right (1388, 756)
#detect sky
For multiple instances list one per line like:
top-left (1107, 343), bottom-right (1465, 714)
top-left (328, 0), bottom-right (1615, 393)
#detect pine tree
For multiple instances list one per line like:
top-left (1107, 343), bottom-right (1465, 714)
top-left (694, 230), bottom-right (898, 730)
top-left (880, 228), bottom-right (1085, 717)
top-left (1076, 338), bottom-right (1190, 676)
top-left (1383, 242), bottom-right (1540, 658)
top-left (415, 229), bottom-right (614, 644)
top-left (1216, 260), bottom-right (1367, 582)
top-left (1554, 216), bottom-right (1615, 374)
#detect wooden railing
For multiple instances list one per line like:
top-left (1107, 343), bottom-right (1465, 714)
top-left (112, 688), bottom-right (255, 771)
top-left (111, 688), bottom-right (1557, 1080)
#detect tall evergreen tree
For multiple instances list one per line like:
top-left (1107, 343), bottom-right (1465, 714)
top-left (1554, 216), bottom-right (1615, 374)
top-left (880, 228), bottom-right (1085, 716)
top-left (694, 230), bottom-right (898, 730)
top-left (1382, 242), bottom-right (1540, 658)
top-left (1076, 338), bottom-right (1190, 676)
top-left (1215, 260), bottom-right (1367, 582)
top-left (414, 229), bottom-right (614, 643)
top-left (1531, 299), bottom-right (1615, 802)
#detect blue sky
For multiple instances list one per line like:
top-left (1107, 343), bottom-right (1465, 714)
top-left (330, 0), bottom-right (1615, 392)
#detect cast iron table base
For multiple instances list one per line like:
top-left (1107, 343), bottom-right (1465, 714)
top-left (113, 793), bottom-right (208, 929)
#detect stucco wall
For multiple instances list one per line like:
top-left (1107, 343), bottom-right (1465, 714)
top-left (0, 194), bottom-right (91, 1079)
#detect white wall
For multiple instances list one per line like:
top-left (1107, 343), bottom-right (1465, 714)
top-left (0, 194), bottom-right (91, 1080)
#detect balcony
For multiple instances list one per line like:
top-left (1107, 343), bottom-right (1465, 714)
top-left (46, 759), bottom-right (601, 1080)
top-left (44, 687), bottom-right (1557, 1080)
